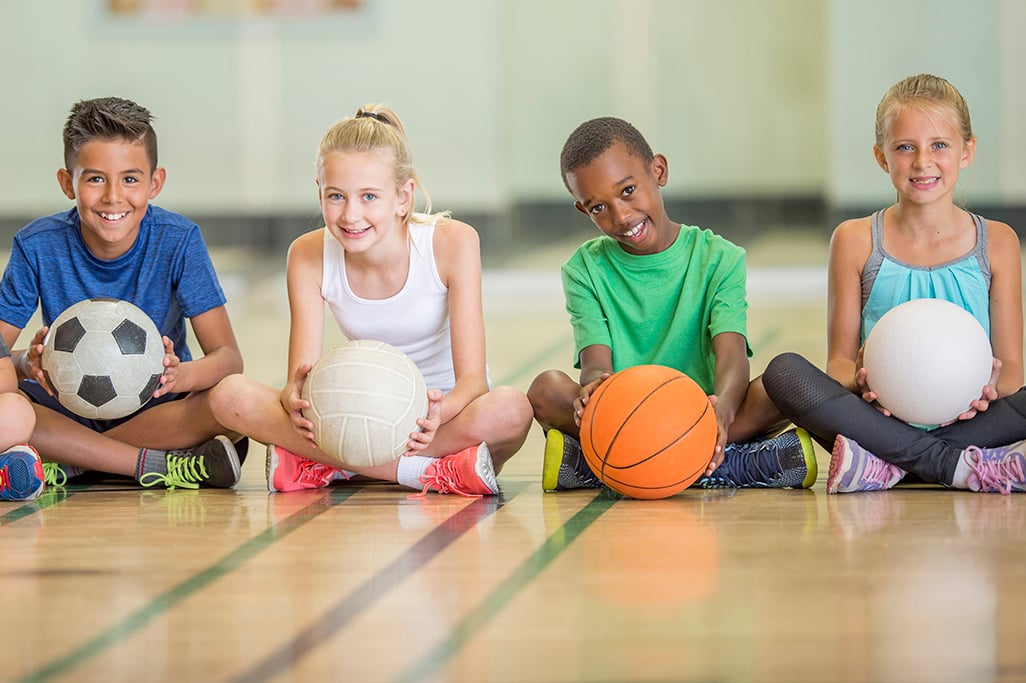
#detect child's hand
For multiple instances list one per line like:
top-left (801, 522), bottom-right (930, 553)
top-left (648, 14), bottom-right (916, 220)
top-left (704, 394), bottom-right (727, 476)
top-left (854, 366), bottom-right (892, 417)
top-left (153, 336), bottom-right (181, 397)
top-left (405, 389), bottom-right (442, 455)
top-left (573, 372), bottom-right (612, 426)
top-left (281, 363), bottom-right (316, 443)
top-left (25, 326), bottom-right (50, 391)
top-left (954, 357), bottom-right (1002, 422)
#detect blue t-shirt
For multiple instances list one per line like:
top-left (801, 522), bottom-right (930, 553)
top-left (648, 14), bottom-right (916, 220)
top-left (0, 205), bottom-right (226, 362)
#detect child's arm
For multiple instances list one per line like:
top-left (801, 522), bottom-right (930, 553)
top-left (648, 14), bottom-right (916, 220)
top-left (710, 331), bottom-right (751, 458)
top-left (155, 305), bottom-right (242, 396)
top-left (280, 231), bottom-right (327, 442)
top-left (826, 218), bottom-right (872, 393)
top-left (0, 321), bottom-right (42, 385)
top-left (984, 220), bottom-right (1023, 398)
top-left (433, 219), bottom-right (489, 421)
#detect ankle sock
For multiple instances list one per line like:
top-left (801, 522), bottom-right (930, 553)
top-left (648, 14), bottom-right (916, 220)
top-left (951, 451), bottom-right (973, 489)
top-left (396, 455), bottom-right (433, 490)
top-left (136, 448), bottom-right (168, 481)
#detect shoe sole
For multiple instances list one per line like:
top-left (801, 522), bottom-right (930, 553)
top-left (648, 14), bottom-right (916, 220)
top-left (474, 442), bottom-right (499, 495)
top-left (541, 430), bottom-right (563, 492)
top-left (827, 435), bottom-right (852, 494)
top-left (265, 443), bottom-right (280, 493)
top-left (216, 435), bottom-right (243, 488)
top-left (797, 428), bottom-right (818, 488)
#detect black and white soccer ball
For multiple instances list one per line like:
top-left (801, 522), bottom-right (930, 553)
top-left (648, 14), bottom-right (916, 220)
top-left (41, 298), bottom-right (165, 420)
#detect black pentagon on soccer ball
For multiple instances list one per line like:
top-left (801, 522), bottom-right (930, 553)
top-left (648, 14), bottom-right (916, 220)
top-left (138, 374), bottom-right (163, 405)
top-left (78, 375), bottom-right (118, 408)
top-left (112, 319), bottom-right (148, 355)
top-left (53, 317), bottom-right (87, 353)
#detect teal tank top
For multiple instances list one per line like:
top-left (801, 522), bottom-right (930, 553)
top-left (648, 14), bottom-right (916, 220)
top-left (860, 209), bottom-right (991, 344)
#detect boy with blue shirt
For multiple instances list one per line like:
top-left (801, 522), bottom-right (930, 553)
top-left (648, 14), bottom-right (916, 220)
top-left (0, 97), bottom-right (243, 491)
top-left (528, 116), bottom-right (817, 491)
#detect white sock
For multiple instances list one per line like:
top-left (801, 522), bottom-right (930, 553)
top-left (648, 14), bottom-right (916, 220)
top-left (396, 455), bottom-right (434, 490)
top-left (332, 469), bottom-right (356, 481)
top-left (951, 450), bottom-right (974, 489)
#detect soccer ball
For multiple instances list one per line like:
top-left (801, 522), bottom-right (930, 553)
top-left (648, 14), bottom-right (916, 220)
top-left (301, 339), bottom-right (428, 468)
top-left (41, 298), bottom-right (165, 420)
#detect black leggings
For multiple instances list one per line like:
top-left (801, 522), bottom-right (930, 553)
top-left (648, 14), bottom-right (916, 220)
top-left (762, 352), bottom-right (1026, 485)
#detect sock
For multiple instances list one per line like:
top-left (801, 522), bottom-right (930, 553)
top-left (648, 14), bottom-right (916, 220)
top-left (396, 455), bottom-right (434, 490)
top-left (136, 448), bottom-right (168, 481)
top-left (951, 450), bottom-right (973, 489)
top-left (335, 469), bottom-right (356, 481)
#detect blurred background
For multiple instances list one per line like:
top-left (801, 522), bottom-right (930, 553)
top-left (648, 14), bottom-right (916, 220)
top-left (1, 0), bottom-right (1024, 262)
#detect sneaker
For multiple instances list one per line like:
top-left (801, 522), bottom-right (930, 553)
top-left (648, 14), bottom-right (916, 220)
top-left (418, 442), bottom-right (498, 498)
top-left (542, 429), bottom-right (602, 491)
top-left (963, 443), bottom-right (1026, 495)
top-left (266, 444), bottom-right (347, 493)
top-left (696, 428), bottom-right (818, 489)
top-left (140, 435), bottom-right (242, 490)
top-left (0, 445), bottom-right (45, 501)
top-left (827, 435), bottom-right (906, 494)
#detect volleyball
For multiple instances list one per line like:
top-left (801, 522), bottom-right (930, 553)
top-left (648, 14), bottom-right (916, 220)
top-left (41, 298), bottom-right (164, 420)
top-left (579, 365), bottom-right (716, 499)
top-left (301, 339), bottom-right (429, 468)
top-left (863, 298), bottom-right (993, 426)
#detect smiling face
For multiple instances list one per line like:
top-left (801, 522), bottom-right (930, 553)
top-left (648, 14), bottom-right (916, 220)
top-left (317, 149), bottom-right (414, 254)
top-left (565, 141), bottom-right (675, 255)
top-left (873, 104), bottom-right (975, 206)
top-left (57, 138), bottom-right (165, 259)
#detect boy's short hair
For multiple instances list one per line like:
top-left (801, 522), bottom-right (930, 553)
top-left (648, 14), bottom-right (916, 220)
top-left (62, 97), bottom-right (158, 171)
top-left (559, 116), bottom-right (654, 190)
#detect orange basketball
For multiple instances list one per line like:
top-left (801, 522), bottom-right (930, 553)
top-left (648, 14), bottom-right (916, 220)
top-left (580, 365), bottom-right (716, 499)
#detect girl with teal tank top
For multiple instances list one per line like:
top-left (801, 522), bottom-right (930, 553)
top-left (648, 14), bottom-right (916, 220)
top-left (763, 73), bottom-right (1026, 495)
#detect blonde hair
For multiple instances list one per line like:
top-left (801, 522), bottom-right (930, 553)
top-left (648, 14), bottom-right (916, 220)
top-left (316, 104), bottom-right (448, 224)
top-left (875, 74), bottom-right (973, 146)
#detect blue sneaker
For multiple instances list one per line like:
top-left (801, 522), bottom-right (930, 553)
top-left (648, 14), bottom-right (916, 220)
top-left (0, 445), bottom-right (45, 501)
top-left (697, 428), bottom-right (817, 489)
top-left (542, 429), bottom-right (602, 491)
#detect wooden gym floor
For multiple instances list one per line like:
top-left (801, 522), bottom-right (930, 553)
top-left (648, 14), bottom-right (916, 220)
top-left (3, 228), bottom-right (1025, 683)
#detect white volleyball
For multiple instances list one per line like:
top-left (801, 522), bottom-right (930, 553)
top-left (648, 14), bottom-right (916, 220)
top-left (863, 298), bottom-right (993, 426)
top-left (301, 339), bottom-right (428, 468)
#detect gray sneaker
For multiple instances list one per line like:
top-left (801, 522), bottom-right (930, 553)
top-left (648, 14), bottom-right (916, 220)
top-left (696, 428), bottom-right (817, 489)
top-left (542, 429), bottom-right (602, 491)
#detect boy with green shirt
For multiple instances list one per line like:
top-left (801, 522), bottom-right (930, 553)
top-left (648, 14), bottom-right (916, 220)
top-left (527, 116), bottom-right (817, 491)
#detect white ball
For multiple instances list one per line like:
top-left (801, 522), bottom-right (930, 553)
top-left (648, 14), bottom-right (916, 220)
top-left (41, 298), bottom-right (165, 420)
top-left (863, 298), bottom-right (993, 425)
top-left (301, 339), bottom-right (429, 468)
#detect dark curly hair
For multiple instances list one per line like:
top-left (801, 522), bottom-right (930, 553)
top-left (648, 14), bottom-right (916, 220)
top-left (559, 116), bottom-right (654, 191)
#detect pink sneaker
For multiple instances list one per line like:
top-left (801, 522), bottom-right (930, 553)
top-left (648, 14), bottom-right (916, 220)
top-left (963, 443), bottom-right (1026, 495)
top-left (266, 444), bottom-right (348, 493)
top-left (827, 435), bottom-right (906, 494)
top-left (417, 443), bottom-right (498, 498)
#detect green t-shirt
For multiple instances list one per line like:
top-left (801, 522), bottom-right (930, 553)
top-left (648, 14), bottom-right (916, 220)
top-left (561, 224), bottom-right (750, 393)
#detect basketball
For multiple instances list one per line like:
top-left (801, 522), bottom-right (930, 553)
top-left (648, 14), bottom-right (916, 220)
top-left (579, 365), bottom-right (716, 499)
top-left (301, 339), bottom-right (429, 468)
top-left (863, 298), bottom-right (993, 426)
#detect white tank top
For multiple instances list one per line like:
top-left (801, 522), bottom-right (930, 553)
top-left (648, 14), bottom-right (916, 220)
top-left (321, 219), bottom-right (456, 391)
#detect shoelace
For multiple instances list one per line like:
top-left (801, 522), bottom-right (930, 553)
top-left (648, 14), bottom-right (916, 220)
top-left (295, 458), bottom-right (343, 486)
top-left (0, 466), bottom-right (10, 492)
top-left (859, 453), bottom-right (902, 489)
top-left (140, 455), bottom-right (209, 490)
top-left (703, 444), bottom-right (784, 488)
top-left (964, 446), bottom-right (1024, 496)
top-left (414, 458), bottom-right (483, 499)
top-left (42, 462), bottom-right (68, 488)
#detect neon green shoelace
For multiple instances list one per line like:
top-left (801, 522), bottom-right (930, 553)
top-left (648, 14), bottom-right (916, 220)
top-left (42, 462), bottom-right (68, 487)
top-left (140, 455), bottom-right (209, 490)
